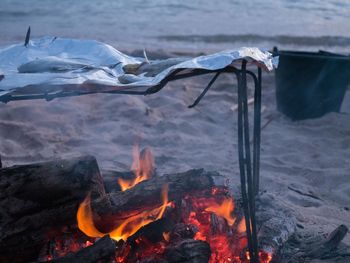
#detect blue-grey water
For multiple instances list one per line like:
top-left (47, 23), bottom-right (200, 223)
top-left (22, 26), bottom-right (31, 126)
top-left (1, 0), bottom-right (350, 52)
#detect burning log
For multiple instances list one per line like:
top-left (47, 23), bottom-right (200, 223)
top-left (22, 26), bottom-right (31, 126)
top-left (102, 170), bottom-right (135, 193)
top-left (93, 169), bottom-right (214, 224)
top-left (37, 235), bottom-right (116, 263)
top-left (0, 156), bottom-right (106, 263)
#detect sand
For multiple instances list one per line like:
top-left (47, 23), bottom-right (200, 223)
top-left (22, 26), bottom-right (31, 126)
top-left (0, 52), bottom-right (349, 260)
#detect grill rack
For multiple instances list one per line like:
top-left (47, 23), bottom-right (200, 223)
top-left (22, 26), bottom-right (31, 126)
top-left (0, 61), bottom-right (263, 263)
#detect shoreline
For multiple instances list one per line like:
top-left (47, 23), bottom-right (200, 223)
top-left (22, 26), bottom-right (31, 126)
top-left (1, 34), bottom-right (350, 55)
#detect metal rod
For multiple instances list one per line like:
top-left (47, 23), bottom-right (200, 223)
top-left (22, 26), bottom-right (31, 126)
top-left (236, 62), bottom-right (254, 260)
top-left (188, 72), bottom-right (221, 108)
top-left (0, 67), bottom-right (243, 104)
top-left (241, 60), bottom-right (259, 262)
top-left (253, 67), bottom-right (262, 194)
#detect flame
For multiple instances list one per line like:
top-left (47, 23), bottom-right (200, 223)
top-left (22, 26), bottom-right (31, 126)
top-left (77, 193), bottom-right (104, 238)
top-left (162, 231), bottom-right (170, 242)
top-left (237, 218), bottom-right (246, 233)
top-left (77, 184), bottom-right (169, 242)
top-left (205, 198), bottom-right (236, 226)
top-left (118, 145), bottom-right (155, 191)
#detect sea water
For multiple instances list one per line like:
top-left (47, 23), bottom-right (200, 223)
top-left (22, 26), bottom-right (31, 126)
top-left (0, 0), bottom-right (350, 52)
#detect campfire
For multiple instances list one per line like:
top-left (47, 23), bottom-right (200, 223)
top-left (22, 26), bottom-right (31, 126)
top-left (0, 143), bottom-right (273, 263)
top-left (58, 143), bottom-right (272, 263)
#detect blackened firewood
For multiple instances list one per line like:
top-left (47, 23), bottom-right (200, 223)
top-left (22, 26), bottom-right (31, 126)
top-left (93, 169), bottom-right (214, 230)
top-left (323, 224), bottom-right (348, 250)
top-left (307, 224), bottom-right (348, 259)
top-left (0, 156), bottom-right (106, 263)
top-left (139, 257), bottom-right (168, 263)
top-left (169, 223), bottom-right (197, 242)
top-left (38, 235), bottom-right (115, 263)
top-left (128, 218), bottom-right (174, 244)
top-left (101, 169), bottom-right (135, 193)
top-left (210, 213), bottom-right (229, 235)
top-left (165, 239), bottom-right (211, 263)
top-left (278, 225), bottom-right (350, 262)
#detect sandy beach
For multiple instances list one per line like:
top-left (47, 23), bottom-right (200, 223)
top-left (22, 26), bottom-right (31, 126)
top-left (0, 47), bottom-right (349, 261)
top-left (1, 0), bottom-right (350, 262)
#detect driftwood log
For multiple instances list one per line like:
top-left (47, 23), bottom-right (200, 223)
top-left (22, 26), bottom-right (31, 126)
top-left (0, 156), bottom-right (106, 263)
top-left (93, 169), bottom-right (215, 230)
top-left (38, 235), bottom-right (116, 263)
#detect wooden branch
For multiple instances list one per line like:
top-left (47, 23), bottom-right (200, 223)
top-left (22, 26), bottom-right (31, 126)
top-left (38, 235), bottom-right (116, 263)
top-left (0, 156), bottom-right (106, 263)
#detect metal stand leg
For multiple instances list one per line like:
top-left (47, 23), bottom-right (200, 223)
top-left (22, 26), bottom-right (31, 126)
top-left (237, 60), bottom-right (260, 263)
top-left (185, 62), bottom-right (263, 262)
top-left (253, 68), bottom-right (262, 195)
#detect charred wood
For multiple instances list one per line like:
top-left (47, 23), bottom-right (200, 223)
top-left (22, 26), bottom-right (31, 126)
top-left (164, 239), bottom-right (211, 263)
top-left (127, 218), bottom-right (174, 244)
top-left (277, 225), bottom-right (350, 262)
top-left (307, 224), bottom-right (348, 259)
top-left (93, 169), bottom-right (214, 230)
top-left (101, 169), bottom-right (135, 193)
top-left (37, 235), bottom-right (116, 263)
top-left (169, 223), bottom-right (197, 242)
top-left (0, 156), bottom-right (106, 263)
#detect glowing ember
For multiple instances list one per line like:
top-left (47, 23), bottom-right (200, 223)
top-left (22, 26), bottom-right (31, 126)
top-left (77, 184), bottom-right (170, 242)
top-left (182, 189), bottom-right (272, 263)
top-left (163, 231), bottom-right (170, 242)
top-left (118, 144), bottom-right (154, 191)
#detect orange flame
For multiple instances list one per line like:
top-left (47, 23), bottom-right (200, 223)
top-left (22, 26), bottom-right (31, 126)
top-left (77, 184), bottom-right (169, 242)
top-left (162, 231), bottom-right (170, 242)
top-left (118, 145), bottom-right (155, 191)
top-left (237, 217), bottom-right (246, 233)
top-left (77, 193), bottom-right (104, 238)
top-left (205, 198), bottom-right (236, 226)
